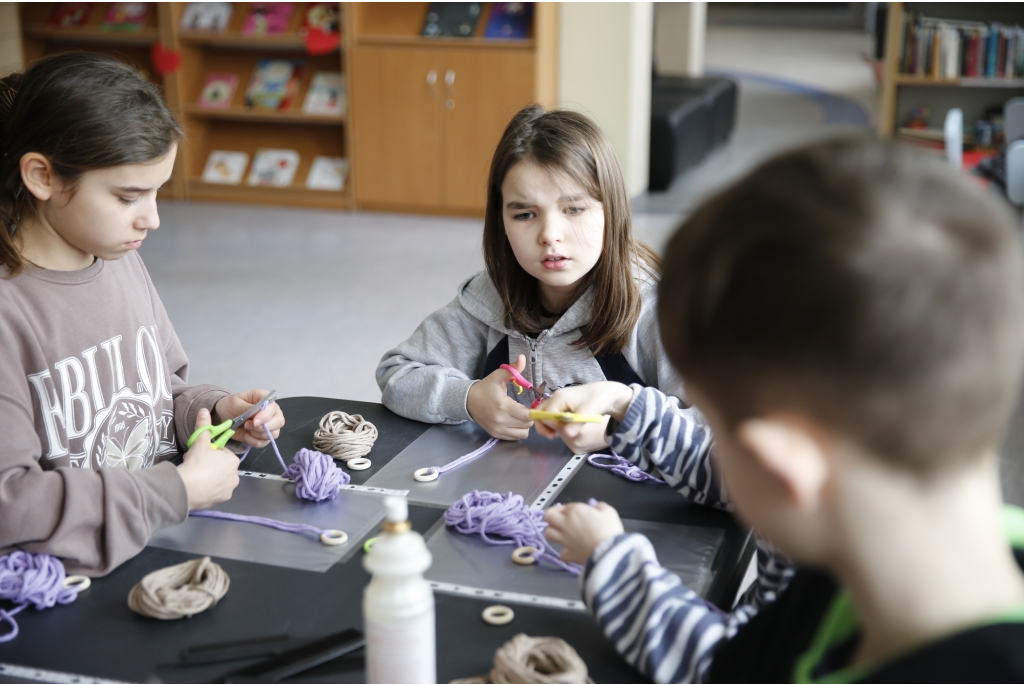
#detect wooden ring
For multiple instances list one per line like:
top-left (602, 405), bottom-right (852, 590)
top-left (346, 457), bottom-right (372, 471)
top-left (64, 575), bottom-right (91, 592)
top-left (482, 605), bottom-right (515, 626)
top-left (320, 529), bottom-right (349, 546)
top-left (413, 467), bottom-right (439, 482)
top-left (511, 546), bottom-right (537, 565)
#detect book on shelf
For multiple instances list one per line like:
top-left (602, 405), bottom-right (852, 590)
top-left (49, 3), bottom-right (91, 27)
top-left (306, 157), bottom-right (348, 191)
top-left (242, 3), bottom-right (295, 36)
top-left (422, 2), bottom-right (482, 38)
top-left (198, 73), bottom-right (239, 109)
top-left (302, 72), bottom-right (345, 115)
top-left (248, 149), bottom-right (300, 187)
top-left (102, 2), bottom-right (148, 32)
top-left (245, 59), bottom-right (304, 111)
top-left (899, 13), bottom-right (1024, 80)
top-left (202, 151), bottom-right (249, 185)
top-left (302, 2), bottom-right (341, 54)
top-left (180, 2), bottom-right (232, 31)
top-left (484, 2), bottom-right (533, 40)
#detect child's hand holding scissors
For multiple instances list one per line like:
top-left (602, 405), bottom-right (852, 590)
top-left (212, 389), bottom-right (285, 448)
top-left (467, 355), bottom-right (534, 441)
top-left (534, 381), bottom-right (635, 453)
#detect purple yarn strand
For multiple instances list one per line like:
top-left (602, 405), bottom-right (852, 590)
top-left (445, 491), bottom-right (582, 575)
top-left (0, 551), bottom-right (81, 643)
top-left (423, 437), bottom-right (500, 479)
top-left (188, 509), bottom-right (332, 540)
top-left (588, 453), bottom-right (664, 484)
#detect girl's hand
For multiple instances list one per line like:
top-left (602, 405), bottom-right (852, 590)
top-left (177, 408), bottom-right (241, 509)
top-left (544, 501), bottom-right (625, 565)
top-left (534, 381), bottom-right (635, 453)
top-left (214, 389), bottom-right (286, 448)
top-left (467, 354), bottom-right (534, 441)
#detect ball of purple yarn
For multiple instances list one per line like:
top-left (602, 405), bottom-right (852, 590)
top-left (0, 551), bottom-right (79, 643)
top-left (283, 448), bottom-right (350, 502)
top-left (445, 491), bottom-right (548, 547)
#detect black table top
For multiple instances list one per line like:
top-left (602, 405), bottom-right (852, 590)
top-left (0, 397), bottom-right (752, 684)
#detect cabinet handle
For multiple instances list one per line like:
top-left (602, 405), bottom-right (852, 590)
top-left (444, 69), bottom-right (455, 109)
top-left (427, 69), bottom-right (437, 96)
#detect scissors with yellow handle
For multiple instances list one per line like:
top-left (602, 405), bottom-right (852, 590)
top-left (528, 409), bottom-right (604, 424)
top-left (187, 390), bottom-right (277, 449)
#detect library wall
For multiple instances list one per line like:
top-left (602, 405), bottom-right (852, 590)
top-left (0, 3), bottom-right (23, 74)
top-left (558, 1), bottom-right (653, 197)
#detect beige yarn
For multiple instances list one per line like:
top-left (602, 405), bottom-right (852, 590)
top-left (128, 556), bottom-right (229, 620)
top-left (313, 411), bottom-right (378, 461)
top-left (452, 634), bottom-right (593, 684)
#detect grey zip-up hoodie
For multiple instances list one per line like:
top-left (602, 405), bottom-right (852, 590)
top-left (376, 271), bottom-right (686, 424)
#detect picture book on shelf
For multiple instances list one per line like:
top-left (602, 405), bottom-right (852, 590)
top-left (245, 59), bottom-right (304, 111)
top-left (303, 2), bottom-right (340, 34)
top-left (202, 151), bottom-right (249, 185)
top-left (102, 2), bottom-right (148, 32)
top-left (248, 149), bottom-right (300, 187)
top-left (198, 73), bottom-right (239, 109)
top-left (306, 157), bottom-right (348, 191)
top-left (49, 3), bottom-right (91, 28)
top-left (484, 2), bottom-right (533, 39)
top-left (422, 2), bottom-right (482, 38)
top-left (302, 73), bottom-right (345, 115)
top-left (180, 2), bottom-right (232, 31)
top-left (242, 3), bottom-right (295, 36)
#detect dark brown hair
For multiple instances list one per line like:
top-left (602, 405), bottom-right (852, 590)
top-left (483, 105), bottom-right (659, 355)
top-left (0, 52), bottom-right (183, 276)
top-left (659, 139), bottom-right (1024, 469)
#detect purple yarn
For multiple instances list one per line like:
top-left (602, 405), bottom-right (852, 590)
top-left (421, 437), bottom-right (499, 480)
top-left (588, 453), bottom-right (664, 484)
top-left (445, 491), bottom-right (582, 575)
top-left (0, 551), bottom-right (81, 643)
top-left (239, 423), bottom-right (350, 501)
top-left (188, 509), bottom-right (335, 541)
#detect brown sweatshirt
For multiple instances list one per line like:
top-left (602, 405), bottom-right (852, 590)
top-left (0, 250), bottom-right (229, 576)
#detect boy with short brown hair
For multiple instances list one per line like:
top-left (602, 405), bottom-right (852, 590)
top-left (539, 140), bottom-right (1024, 682)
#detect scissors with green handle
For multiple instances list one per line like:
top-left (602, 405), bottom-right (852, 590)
top-left (187, 390), bottom-right (278, 450)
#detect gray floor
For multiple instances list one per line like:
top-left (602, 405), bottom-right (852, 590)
top-left (142, 25), bottom-right (878, 404)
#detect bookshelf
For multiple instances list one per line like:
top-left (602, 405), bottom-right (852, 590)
top-left (349, 2), bottom-right (557, 215)
top-left (880, 2), bottom-right (1024, 139)
top-left (16, 2), bottom-right (557, 215)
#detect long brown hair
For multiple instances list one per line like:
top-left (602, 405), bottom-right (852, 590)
top-left (0, 52), bottom-right (183, 276)
top-left (483, 104), bottom-right (658, 356)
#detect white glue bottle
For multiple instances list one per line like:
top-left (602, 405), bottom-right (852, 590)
top-left (363, 495), bottom-right (436, 684)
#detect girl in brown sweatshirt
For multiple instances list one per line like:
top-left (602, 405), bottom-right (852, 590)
top-left (0, 52), bottom-right (284, 575)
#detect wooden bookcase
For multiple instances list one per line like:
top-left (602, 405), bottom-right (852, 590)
top-left (880, 2), bottom-right (1024, 139)
top-left (18, 2), bottom-right (185, 198)
top-left (349, 2), bottom-right (558, 215)
top-left (17, 2), bottom-right (558, 215)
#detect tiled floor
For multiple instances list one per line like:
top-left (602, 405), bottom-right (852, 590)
top-left (141, 25), bottom-right (879, 405)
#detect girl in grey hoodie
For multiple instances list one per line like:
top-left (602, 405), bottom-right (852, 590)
top-left (377, 105), bottom-right (686, 451)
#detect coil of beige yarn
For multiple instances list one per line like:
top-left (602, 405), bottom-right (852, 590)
top-left (128, 556), bottom-right (230, 620)
top-left (452, 634), bottom-right (593, 684)
top-left (313, 411), bottom-right (378, 461)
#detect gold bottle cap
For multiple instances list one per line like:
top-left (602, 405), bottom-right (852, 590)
top-left (382, 520), bottom-right (411, 534)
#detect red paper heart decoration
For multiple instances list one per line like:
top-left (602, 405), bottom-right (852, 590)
top-left (151, 42), bottom-right (182, 75)
top-left (304, 28), bottom-right (340, 56)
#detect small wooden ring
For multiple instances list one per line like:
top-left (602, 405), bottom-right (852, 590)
top-left (511, 546), bottom-right (537, 565)
top-left (413, 467), bottom-right (439, 482)
top-left (320, 529), bottom-right (349, 546)
top-left (482, 605), bottom-right (515, 626)
top-left (346, 457), bottom-right (372, 471)
top-left (64, 575), bottom-right (91, 592)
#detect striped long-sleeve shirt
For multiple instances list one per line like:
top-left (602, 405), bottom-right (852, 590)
top-left (581, 385), bottom-right (795, 683)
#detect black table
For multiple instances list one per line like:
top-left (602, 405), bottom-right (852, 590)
top-left (0, 397), bottom-right (752, 684)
